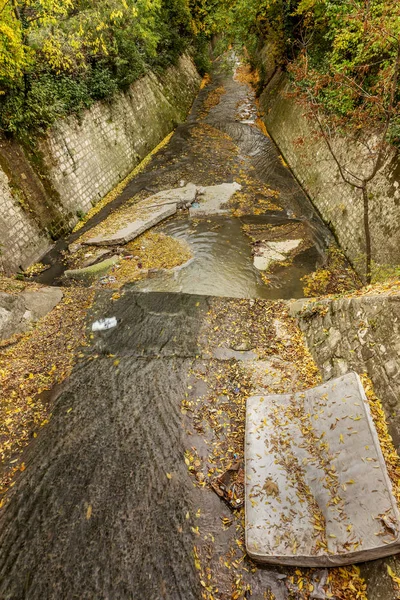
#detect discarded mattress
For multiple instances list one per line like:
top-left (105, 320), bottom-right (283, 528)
top-left (245, 372), bottom-right (400, 566)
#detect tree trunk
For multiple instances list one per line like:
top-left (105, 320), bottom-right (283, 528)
top-left (362, 184), bottom-right (372, 284)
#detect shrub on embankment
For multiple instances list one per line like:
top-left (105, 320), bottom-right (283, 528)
top-left (0, 0), bottom-right (208, 136)
top-left (194, 0), bottom-right (400, 146)
top-left (194, 0), bottom-right (400, 282)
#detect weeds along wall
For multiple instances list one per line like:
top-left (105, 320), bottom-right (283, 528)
top-left (0, 55), bottom-right (200, 275)
top-left (260, 71), bottom-right (400, 278)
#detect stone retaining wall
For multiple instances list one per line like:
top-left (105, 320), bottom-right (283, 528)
top-left (0, 54), bottom-right (200, 274)
top-left (260, 71), bottom-right (400, 278)
top-left (0, 168), bottom-right (50, 274)
top-left (295, 293), bottom-right (400, 447)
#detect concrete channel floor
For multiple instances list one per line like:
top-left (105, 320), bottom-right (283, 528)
top-left (1, 291), bottom-right (397, 599)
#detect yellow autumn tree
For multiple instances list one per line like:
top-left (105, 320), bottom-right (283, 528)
top-left (0, 0), bottom-right (196, 132)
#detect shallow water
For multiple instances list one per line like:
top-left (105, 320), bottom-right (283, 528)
top-left (133, 215), bottom-right (320, 299)
top-left (39, 54), bottom-right (334, 302)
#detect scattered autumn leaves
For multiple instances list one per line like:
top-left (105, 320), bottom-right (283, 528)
top-left (302, 247), bottom-right (362, 298)
top-left (199, 85), bottom-right (226, 119)
top-left (73, 131), bottom-right (175, 233)
top-left (0, 287), bottom-right (94, 497)
top-left (181, 298), bottom-right (332, 599)
top-left (78, 231), bottom-right (192, 289)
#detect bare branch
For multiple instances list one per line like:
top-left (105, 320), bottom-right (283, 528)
top-left (308, 99), bottom-right (363, 188)
top-left (364, 39), bottom-right (400, 182)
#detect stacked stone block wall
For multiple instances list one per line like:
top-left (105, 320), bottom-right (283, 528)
top-left (0, 55), bottom-right (200, 274)
top-left (296, 294), bottom-right (400, 447)
top-left (0, 169), bottom-right (50, 273)
top-left (260, 72), bottom-right (400, 277)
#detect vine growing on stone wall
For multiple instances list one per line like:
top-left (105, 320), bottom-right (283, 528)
top-left (200, 0), bottom-right (400, 283)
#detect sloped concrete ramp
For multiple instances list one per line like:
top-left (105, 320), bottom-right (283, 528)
top-left (245, 372), bottom-right (400, 566)
top-left (85, 184), bottom-right (197, 246)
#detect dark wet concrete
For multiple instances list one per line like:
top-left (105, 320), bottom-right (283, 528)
top-left (1, 290), bottom-right (397, 599)
top-left (0, 291), bottom-right (317, 599)
top-left (0, 293), bottom-right (204, 599)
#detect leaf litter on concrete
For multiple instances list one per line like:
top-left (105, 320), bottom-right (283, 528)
top-left (200, 85), bottom-right (227, 119)
top-left (0, 287), bottom-right (94, 498)
top-left (5, 57), bottom-right (394, 599)
top-left (106, 231), bottom-right (192, 288)
top-left (178, 296), bottom-right (371, 599)
top-left (64, 229), bottom-right (192, 288)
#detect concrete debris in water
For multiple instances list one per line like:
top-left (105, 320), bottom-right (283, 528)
top-left (245, 372), bottom-right (400, 566)
top-left (81, 182), bottom-right (242, 246)
top-left (81, 249), bottom-right (111, 268)
top-left (145, 183), bottom-right (197, 208)
top-left (253, 239), bottom-right (302, 271)
top-left (189, 182), bottom-right (242, 217)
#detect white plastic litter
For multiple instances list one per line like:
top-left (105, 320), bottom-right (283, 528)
top-left (91, 317), bottom-right (118, 332)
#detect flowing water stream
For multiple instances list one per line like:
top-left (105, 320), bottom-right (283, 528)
top-left (128, 55), bottom-right (333, 299)
top-left (6, 56), bottom-right (360, 600)
top-left (39, 54), bottom-right (335, 298)
top-left (133, 214), bottom-right (321, 299)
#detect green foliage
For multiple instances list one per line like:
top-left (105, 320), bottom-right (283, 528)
top-left (191, 0), bottom-right (400, 142)
top-left (369, 261), bottom-right (400, 284)
top-left (2, 0), bottom-right (399, 139)
top-left (192, 33), bottom-right (212, 75)
top-left (286, 0), bottom-right (400, 137)
top-left (0, 0), bottom-right (197, 134)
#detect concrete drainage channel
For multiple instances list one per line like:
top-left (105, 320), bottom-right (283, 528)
top-left (2, 57), bottom-right (397, 599)
top-left (59, 177), bottom-right (327, 299)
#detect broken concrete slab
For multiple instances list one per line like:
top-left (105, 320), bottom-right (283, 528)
top-left (21, 287), bottom-right (63, 319)
top-left (245, 372), bottom-right (400, 566)
top-left (0, 293), bottom-right (26, 341)
top-left (253, 239), bottom-right (302, 271)
top-left (0, 287), bottom-right (63, 341)
top-left (81, 184), bottom-right (196, 248)
top-left (64, 256), bottom-right (119, 281)
top-left (146, 183), bottom-right (197, 208)
top-left (84, 204), bottom-right (177, 247)
top-left (189, 182), bottom-right (241, 217)
top-left (81, 249), bottom-right (111, 268)
top-left (68, 242), bottom-right (82, 255)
